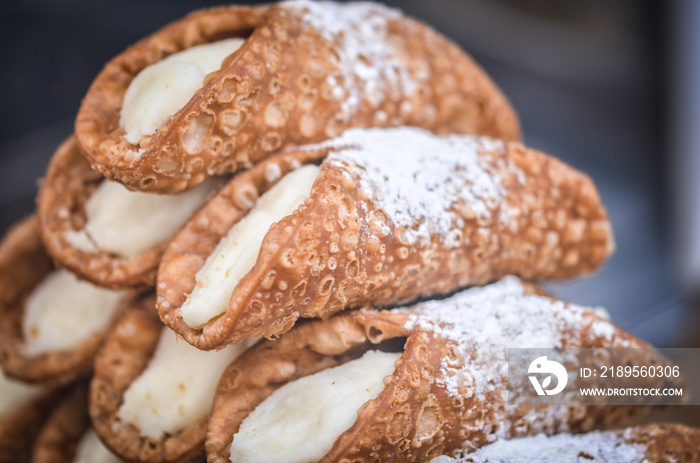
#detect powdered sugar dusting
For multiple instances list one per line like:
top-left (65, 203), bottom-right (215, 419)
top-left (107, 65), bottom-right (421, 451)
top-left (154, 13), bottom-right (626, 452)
top-left (284, 1), bottom-right (415, 119)
top-left (403, 276), bottom-right (587, 399)
top-left (434, 430), bottom-right (646, 462)
top-left (591, 320), bottom-right (615, 341)
top-left (315, 127), bottom-right (515, 247)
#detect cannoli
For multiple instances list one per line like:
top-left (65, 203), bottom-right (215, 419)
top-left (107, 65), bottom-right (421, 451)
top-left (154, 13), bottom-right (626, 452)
top-left (157, 127), bottom-right (614, 349)
top-left (0, 216), bottom-right (131, 386)
top-left (206, 277), bottom-right (661, 463)
top-left (431, 423), bottom-right (700, 462)
top-left (75, 0), bottom-right (520, 194)
top-left (0, 368), bottom-right (58, 463)
top-left (89, 294), bottom-right (250, 463)
top-left (37, 137), bottom-right (223, 289)
top-left (31, 384), bottom-right (122, 463)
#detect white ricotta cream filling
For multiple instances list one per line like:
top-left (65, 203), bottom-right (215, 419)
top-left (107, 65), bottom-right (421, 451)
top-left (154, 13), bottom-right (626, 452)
top-left (117, 329), bottom-right (247, 439)
top-left (0, 368), bottom-right (42, 421)
top-left (181, 164), bottom-right (320, 329)
top-left (21, 269), bottom-right (125, 356)
top-left (68, 178), bottom-right (220, 258)
top-left (120, 38), bottom-right (245, 144)
top-left (73, 429), bottom-right (122, 463)
top-left (230, 350), bottom-right (400, 463)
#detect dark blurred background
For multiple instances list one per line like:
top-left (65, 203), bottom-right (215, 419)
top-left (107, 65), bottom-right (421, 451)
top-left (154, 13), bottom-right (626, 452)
top-left (1, 0), bottom-right (699, 350)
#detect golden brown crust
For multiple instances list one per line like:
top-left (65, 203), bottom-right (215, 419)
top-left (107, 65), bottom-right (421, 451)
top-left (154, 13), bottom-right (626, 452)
top-left (157, 147), bottom-right (328, 349)
top-left (625, 423), bottom-right (700, 462)
top-left (158, 136), bottom-right (613, 349)
top-left (205, 309), bottom-right (410, 463)
top-left (37, 137), bottom-right (161, 289)
top-left (206, 286), bottom-right (656, 462)
top-left (0, 387), bottom-right (63, 463)
top-left (76, 4), bottom-right (267, 193)
top-left (0, 216), bottom-right (130, 387)
top-left (89, 294), bottom-right (204, 463)
top-left (30, 384), bottom-right (91, 463)
top-left (75, 2), bottom-right (520, 193)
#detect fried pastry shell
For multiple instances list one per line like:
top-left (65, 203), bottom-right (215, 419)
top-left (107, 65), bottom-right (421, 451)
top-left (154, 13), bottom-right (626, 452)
top-left (38, 137), bottom-right (220, 289)
top-left (89, 294), bottom-right (205, 463)
top-left (158, 128), bottom-right (614, 349)
top-left (206, 278), bottom-right (659, 462)
top-left (0, 216), bottom-right (131, 387)
top-left (0, 387), bottom-right (63, 463)
top-left (75, 2), bottom-right (520, 193)
top-left (30, 384), bottom-right (91, 463)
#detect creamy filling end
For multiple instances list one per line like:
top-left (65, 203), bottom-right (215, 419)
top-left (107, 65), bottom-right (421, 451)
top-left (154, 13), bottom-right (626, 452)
top-left (181, 164), bottom-right (320, 329)
top-left (117, 329), bottom-right (250, 438)
top-left (120, 38), bottom-right (244, 144)
top-left (70, 178), bottom-right (220, 258)
top-left (22, 269), bottom-right (124, 356)
top-left (230, 350), bottom-right (400, 463)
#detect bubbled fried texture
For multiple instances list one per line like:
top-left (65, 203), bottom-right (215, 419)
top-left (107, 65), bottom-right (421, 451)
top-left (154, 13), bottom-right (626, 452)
top-left (75, 5), bottom-right (268, 193)
top-left (206, 309), bottom-right (411, 463)
top-left (206, 290), bottom-right (658, 463)
top-left (157, 148), bottom-right (328, 350)
top-left (89, 294), bottom-right (206, 463)
top-left (159, 139), bottom-right (613, 349)
top-left (626, 424), bottom-right (700, 462)
top-left (322, 307), bottom-right (650, 461)
top-left (0, 216), bottom-right (128, 387)
top-left (38, 137), bottom-right (161, 289)
top-left (75, 2), bottom-right (520, 193)
top-left (31, 384), bottom-right (91, 463)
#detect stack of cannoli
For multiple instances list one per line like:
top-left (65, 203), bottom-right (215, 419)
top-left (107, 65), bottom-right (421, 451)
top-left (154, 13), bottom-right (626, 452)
top-left (0, 1), bottom-right (697, 462)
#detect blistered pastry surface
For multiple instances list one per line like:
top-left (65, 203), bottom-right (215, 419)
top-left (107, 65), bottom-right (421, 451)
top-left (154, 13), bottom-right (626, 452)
top-left (38, 138), bottom-right (166, 288)
top-left (75, 2), bottom-right (519, 193)
top-left (158, 128), bottom-right (613, 348)
top-left (206, 279), bottom-right (658, 462)
top-left (157, 147), bottom-right (328, 349)
top-left (120, 38), bottom-right (245, 144)
top-left (179, 164), bottom-right (319, 329)
top-left (205, 309), bottom-right (411, 463)
top-left (89, 294), bottom-right (208, 463)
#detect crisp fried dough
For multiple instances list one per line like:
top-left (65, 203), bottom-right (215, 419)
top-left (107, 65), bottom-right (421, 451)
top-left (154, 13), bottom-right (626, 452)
top-left (75, 2), bottom-right (520, 193)
top-left (38, 137), bottom-right (157, 289)
top-left (38, 137), bottom-right (208, 289)
top-left (156, 146), bottom-right (328, 348)
top-left (157, 129), bottom-right (613, 349)
top-left (620, 424), bottom-right (700, 463)
top-left (455, 423), bottom-right (700, 462)
top-left (206, 278), bottom-right (659, 462)
top-left (30, 384), bottom-right (90, 463)
top-left (0, 216), bottom-right (129, 387)
top-left (89, 294), bottom-right (204, 463)
top-left (0, 387), bottom-right (63, 463)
